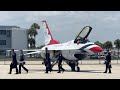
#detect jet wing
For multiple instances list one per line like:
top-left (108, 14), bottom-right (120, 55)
top-left (43, 46), bottom-right (79, 50)
top-left (6, 49), bottom-right (41, 52)
top-left (6, 49), bottom-right (42, 56)
top-left (24, 51), bottom-right (42, 56)
top-left (42, 42), bottom-right (87, 51)
top-left (22, 43), bottom-right (80, 55)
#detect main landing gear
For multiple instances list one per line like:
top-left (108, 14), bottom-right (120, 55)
top-left (64, 60), bottom-right (80, 72)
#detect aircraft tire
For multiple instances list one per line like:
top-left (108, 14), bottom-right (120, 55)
top-left (77, 66), bottom-right (80, 72)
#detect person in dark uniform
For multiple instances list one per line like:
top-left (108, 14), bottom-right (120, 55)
top-left (8, 49), bottom-right (18, 74)
top-left (45, 47), bottom-right (52, 73)
top-left (106, 49), bottom-right (110, 54)
top-left (104, 52), bottom-right (112, 73)
top-left (57, 52), bottom-right (65, 73)
top-left (18, 50), bottom-right (28, 74)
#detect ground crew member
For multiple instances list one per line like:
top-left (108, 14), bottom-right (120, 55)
top-left (45, 47), bottom-right (52, 73)
top-left (18, 50), bottom-right (28, 74)
top-left (8, 49), bottom-right (18, 74)
top-left (104, 52), bottom-right (112, 73)
top-left (57, 52), bottom-right (65, 73)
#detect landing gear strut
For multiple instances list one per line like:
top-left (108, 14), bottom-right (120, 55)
top-left (65, 60), bottom-right (80, 72)
top-left (69, 62), bottom-right (76, 71)
top-left (76, 61), bottom-right (80, 72)
top-left (76, 66), bottom-right (80, 72)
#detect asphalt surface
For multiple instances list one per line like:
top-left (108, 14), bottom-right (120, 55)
top-left (0, 63), bottom-right (120, 79)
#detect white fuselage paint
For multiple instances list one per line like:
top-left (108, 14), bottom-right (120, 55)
top-left (40, 40), bottom-right (95, 61)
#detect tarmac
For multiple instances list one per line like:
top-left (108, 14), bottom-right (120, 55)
top-left (0, 61), bottom-right (120, 79)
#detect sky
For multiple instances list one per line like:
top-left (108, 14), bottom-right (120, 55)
top-left (0, 11), bottom-right (120, 46)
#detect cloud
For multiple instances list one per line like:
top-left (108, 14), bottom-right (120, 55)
top-left (103, 16), bottom-right (119, 22)
top-left (1, 11), bottom-right (120, 46)
top-left (0, 12), bottom-right (13, 22)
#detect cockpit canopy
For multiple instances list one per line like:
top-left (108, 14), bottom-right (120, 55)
top-left (74, 37), bottom-right (90, 43)
top-left (74, 26), bottom-right (92, 44)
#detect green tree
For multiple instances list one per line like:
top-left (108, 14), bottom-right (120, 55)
top-left (27, 23), bottom-right (40, 49)
top-left (94, 41), bottom-right (103, 48)
top-left (103, 41), bottom-right (113, 50)
top-left (114, 39), bottom-right (120, 57)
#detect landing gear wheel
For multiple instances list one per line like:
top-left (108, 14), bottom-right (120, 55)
top-left (77, 66), bottom-right (80, 72)
top-left (70, 63), bottom-right (76, 71)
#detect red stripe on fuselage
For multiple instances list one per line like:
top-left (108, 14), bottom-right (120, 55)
top-left (89, 46), bottom-right (103, 53)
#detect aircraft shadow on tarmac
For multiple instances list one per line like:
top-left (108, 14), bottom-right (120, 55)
top-left (29, 69), bottom-right (103, 73)
top-left (78, 70), bottom-right (103, 73)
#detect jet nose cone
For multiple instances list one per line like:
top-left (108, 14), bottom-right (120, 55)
top-left (89, 46), bottom-right (103, 53)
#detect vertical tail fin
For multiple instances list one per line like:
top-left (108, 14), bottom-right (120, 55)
top-left (42, 20), bottom-right (60, 45)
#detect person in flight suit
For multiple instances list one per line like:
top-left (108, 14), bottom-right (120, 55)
top-left (104, 52), bottom-right (112, 73)
top-left (18, 50), bottom-right (28, 74)
top-left (57, 52), bottom-right (65, 73)
top-left (8, 49), bottom-right (18, 74)
top-left (45, 47), bottom-right (52, 73)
